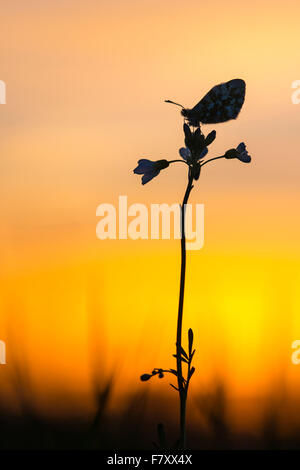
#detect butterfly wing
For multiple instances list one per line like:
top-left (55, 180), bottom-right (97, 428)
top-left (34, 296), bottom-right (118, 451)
top-left (190, 79), bottom-right (246, 124)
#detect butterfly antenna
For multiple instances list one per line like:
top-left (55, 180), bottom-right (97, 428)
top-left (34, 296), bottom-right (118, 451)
top-left (164, 99), bottom-right (184, 108)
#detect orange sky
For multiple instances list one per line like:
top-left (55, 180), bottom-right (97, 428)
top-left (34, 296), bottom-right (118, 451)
top-left (1, 0), bottom-right (300, 434)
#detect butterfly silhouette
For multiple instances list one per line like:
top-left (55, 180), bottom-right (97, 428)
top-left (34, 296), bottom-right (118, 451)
top-left (165, 79), bottom-right (246, 127)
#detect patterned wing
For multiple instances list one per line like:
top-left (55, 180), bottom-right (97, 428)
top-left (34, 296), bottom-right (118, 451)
top-left (190, 79), bottom-right (246, 125)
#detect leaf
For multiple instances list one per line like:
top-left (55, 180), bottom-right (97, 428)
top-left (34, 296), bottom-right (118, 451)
top-left (189, 350), bottom-right (196, 363)
top-left (188, 367), bottom-right (195, 379)
top-left (176, 343), bottom-right (189, 359)
top-left (180, 346), bottom-right (189, 360)
top-left (188, 328), bottom-right (194, 356)
top-left (170, 383), bottom-right (179, 391)
top-left (173, 354), bottom-right (189, 364)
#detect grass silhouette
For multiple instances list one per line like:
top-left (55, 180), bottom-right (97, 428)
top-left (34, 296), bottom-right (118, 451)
top-left (1, 366), bottom-right (300, 450)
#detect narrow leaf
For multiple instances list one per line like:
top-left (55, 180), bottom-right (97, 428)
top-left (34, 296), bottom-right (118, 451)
top-left (188, 366), bottom-right (195, 379)
top-left (176, 343), bottom-right (189, 359)
top-left (180, 346), bottom-right (189, 360)
top-left (188, 328), bottom-right (194, 356)
top-left (173, 354), bottom-right (189, 364)
top-left (170, 383), bottom-right (179, 391)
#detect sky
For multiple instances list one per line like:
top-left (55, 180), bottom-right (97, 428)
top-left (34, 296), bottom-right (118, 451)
top-left (0, 0), bottom-right (300, 433)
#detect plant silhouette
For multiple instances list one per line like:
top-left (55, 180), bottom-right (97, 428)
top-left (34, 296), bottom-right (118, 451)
top-left (134, 78), bottom-right (251, 449)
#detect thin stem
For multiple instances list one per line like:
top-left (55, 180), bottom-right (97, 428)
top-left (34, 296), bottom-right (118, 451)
top-left (201, 155), bottom-right (224, 167)
top-left (152, 368), bottom-right (186, 381)
top-left (176, 167), bottom-right (194, 450)
top-left (168, 159), bottom-right (189, 165)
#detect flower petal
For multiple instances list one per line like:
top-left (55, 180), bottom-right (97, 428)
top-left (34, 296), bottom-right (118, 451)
top-left (134, 159), bottom-right (155, 174)
top-left (205, 130), bottom-right (216, 146)
top-left (199, 147), bottom-right (208, 160)
top-left (142, 169), bottom-right (160, 185)
top-left (238, 152), bottom-right (251, 163)
top-left (236, 143), bottom-right (251, 163)
top-left (179, 147), bottom-right (191, 160)
top-left (183, 123), bottom-right (193, 149)
top-left (236, 142), bottom-right (246, 152)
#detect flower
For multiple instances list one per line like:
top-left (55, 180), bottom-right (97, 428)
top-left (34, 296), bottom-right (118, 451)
top-left (182, 123), bottom-right (211, 162)
top-left (224, 142), bottom-right (251, 163)
top-left (134, 159), bottom-right (169, 185)
top-left (179, 147), bottom-right (208, 162)
top-left (179, 147), bottom-right (192, 161)
top-left (236, 142), bottom-right (251, 163)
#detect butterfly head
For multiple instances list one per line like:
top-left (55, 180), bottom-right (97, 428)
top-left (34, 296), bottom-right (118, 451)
top-left (181, 108), bottom-right (201, 128)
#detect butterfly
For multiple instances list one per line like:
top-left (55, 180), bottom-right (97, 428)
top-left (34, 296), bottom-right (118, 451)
top-left (165, 79), bottom-right (246, 127)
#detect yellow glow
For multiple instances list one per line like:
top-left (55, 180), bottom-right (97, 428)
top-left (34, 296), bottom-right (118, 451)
top-left (1, 0), bottom-right (300, 435)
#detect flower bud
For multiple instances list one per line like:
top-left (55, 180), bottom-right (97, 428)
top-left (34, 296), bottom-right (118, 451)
top-left (205, 130), bottom-right (216, 146)
top-left (224, 148), bottom-right (238, 159)
top-left (140, 374), bottom-right (152, 381)
top-left (155, 159), bottom-right (169, 170)
top-left (193, 163), bottom-right (201, 180)
top-left (183, 123), bottom-right (193, 149)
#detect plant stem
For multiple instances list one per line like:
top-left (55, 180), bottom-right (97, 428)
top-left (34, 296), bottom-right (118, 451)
top-left (168, 159), bottom-right (189, 164)
top-left (201, 155), bottom-right (224, 167)
top-left (176, 167), bottom-right (194, 450)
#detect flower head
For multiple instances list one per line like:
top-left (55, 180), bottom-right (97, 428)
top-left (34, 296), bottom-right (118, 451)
top-left (224, 142), bottom-right (251, 163)
top-left (134, 159), bottom-right (169, 185)
top-left (235, 142), bottom-right (251, 163)
top-left (182, 124), bottom-right (214, 163)
top-left (179, 146), bottom-right (208, 162)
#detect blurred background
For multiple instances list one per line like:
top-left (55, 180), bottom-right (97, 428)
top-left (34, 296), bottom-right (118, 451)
top-left (0, 0), bottom-right (300, 449)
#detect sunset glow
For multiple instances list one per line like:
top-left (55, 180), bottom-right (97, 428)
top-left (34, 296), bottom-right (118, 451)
top-left (1, 0), bottom-right (300, 442)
